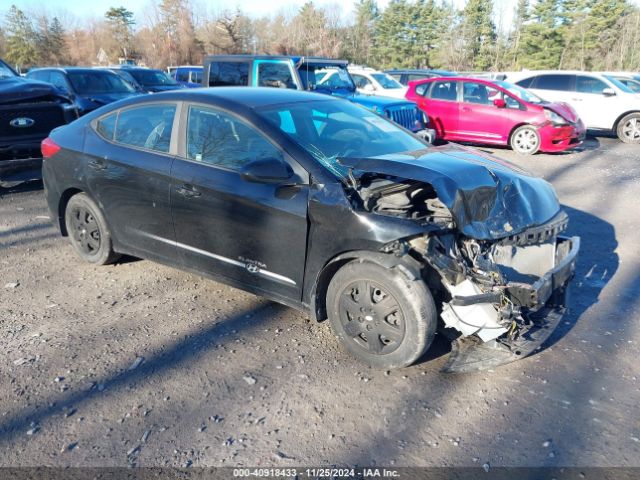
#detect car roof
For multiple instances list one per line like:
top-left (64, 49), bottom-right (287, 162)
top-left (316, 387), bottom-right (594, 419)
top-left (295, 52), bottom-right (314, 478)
top-left (30, 67), bottom-right (118, 74)
top-left (116, 87), bottom-right (341, 109)
top-left (385, 69), bottom-right (456, 75)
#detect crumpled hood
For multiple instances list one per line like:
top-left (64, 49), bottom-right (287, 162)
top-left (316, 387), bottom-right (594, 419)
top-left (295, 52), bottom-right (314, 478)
top-left (545, 101), bottom-right (580, 123)
top-left (0, 76), bottom-right (67, 104)
top-left (338, 144), bottom-right (561, 240)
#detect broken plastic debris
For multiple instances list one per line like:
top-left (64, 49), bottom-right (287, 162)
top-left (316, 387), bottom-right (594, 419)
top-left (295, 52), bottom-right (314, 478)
top-left (441, 279), bottom-right (507, 342)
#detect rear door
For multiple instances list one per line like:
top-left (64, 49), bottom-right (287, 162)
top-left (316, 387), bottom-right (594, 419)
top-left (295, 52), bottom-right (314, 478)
top-left (457, 81), bottom-right (510, 143)
top-left (170, 103), bottom-right (309, 301)
top-left (84, 102), bottom-right (179, 262)
top-left (525, 74), bottom-right (579, 115)
top-left (421, 79), bottom-right (459, 139)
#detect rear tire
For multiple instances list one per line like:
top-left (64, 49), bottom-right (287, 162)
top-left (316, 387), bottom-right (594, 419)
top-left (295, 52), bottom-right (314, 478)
top-left (64, 193), bottom-right (119, 265)
top-left (326, 261), bottom-right (437, 369)
top-left (616, 113), bottom-right (640, 144)
top-left (510, 125), bottom-right (541, 155)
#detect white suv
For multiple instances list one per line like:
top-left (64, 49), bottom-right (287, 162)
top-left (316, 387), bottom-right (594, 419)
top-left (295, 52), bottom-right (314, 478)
top-left (505, 71), bottom-right (640, 143)
top-left (348, 67), bottom-right (408, 99)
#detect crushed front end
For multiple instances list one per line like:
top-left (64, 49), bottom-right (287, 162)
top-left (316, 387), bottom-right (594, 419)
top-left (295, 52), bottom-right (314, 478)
top-left (408, 212), bottom-right (579, 373)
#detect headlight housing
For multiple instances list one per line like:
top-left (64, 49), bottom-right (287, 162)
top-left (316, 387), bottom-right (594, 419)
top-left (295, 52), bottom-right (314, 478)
top-left (544, 109), bottom-right (568, 126)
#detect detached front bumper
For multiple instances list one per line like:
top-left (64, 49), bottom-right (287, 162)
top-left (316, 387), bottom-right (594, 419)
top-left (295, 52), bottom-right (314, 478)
top-left (442, 235), bottom-right (580, 373)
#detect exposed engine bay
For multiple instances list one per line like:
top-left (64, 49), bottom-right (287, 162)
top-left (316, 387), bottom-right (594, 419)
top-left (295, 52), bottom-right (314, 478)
top-left (350, 173), bottom-right (579, 372)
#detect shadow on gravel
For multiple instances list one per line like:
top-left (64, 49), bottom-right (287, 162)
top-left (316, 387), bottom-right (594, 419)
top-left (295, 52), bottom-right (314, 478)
top-left (542, 204), bottom-right (619, 348)
top-left (0, 180), bottom-right (44, 197)
top-left (0, 300), bottom-right (284, 445)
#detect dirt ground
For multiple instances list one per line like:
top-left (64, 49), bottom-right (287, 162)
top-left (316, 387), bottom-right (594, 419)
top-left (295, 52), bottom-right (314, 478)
top-left (0, 136), bottom-right (639, 468)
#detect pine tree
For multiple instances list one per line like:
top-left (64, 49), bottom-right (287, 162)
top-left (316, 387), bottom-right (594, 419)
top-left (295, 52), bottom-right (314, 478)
top-left (460, 0), bottom-right (496, 71)
top-left (507, 0), bottom-right (529, 69)
top-left (105, 7), bottom-right (135, 60)
top-left (347, 0), bottom-right (378, 65)
top-left (518, 0), bottom-right (564, 69)
top-left (4, 5), bottom-right (38, 69)
top-left (48, 18), bottom-right (68, 65)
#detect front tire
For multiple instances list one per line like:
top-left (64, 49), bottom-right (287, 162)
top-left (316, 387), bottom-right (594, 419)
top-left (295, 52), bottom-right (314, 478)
top-left (326, 261), bottom-right (437, 369)
top-left (510, 125), bottom-right (541, 155)
top-left (64, 193), bottom-right (119, 265)
top-left (616, 113), bottom-right (640, 144)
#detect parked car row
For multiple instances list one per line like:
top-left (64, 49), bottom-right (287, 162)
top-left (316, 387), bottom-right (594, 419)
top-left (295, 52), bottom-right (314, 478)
top-left (3, 55), bottom-right (640, 187)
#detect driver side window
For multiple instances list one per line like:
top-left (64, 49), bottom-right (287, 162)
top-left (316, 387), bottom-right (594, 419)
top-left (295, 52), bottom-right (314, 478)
top-left (113, 104), bottom-right (176, 153)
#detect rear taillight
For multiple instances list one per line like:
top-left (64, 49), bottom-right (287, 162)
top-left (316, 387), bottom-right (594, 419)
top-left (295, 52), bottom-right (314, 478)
top-left (41, 137), bottom-right (61, 159)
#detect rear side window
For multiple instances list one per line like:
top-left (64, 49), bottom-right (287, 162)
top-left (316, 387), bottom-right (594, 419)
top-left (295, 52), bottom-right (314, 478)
top-left (96, 112), bottom-right (117, 140)
top-left (387, 73), bottom-right (402, 81)
top-left (209, 61), bottom-right (249, 87)
top-left (414, 83), bottom-right (429, 96)
top-left (429, 80), bottom-right (458, 101)
top-left (352, 74), bottom-right (373, 89)
top-left (576, 75), bottom-right (608, 94)
top-left (408, 74), bottom-right (429, 82)
top-left (185, 105), bottom-right (282, 171)
top-left (113, 104), bottom-right (176, 153)
top-left (534, 74), bottom-right (573, 91)
top-left (256, 62), bottom-right (296, 89)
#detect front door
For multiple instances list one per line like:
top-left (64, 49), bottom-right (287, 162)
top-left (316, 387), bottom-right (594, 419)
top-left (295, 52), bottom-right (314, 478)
top-left (458, 81), bottom-right (510, 143)
top-left (170, 103), bottom-right (309, 301)
top-left (84, 102), bottom-right (178, 262)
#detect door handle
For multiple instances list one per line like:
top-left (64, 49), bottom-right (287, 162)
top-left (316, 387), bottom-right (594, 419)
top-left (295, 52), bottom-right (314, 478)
top-left (461, 107), bottom-right (472, 112)
top-left (88, 159), bottom-right (107, 170)
top-left (570, 98), bottom-right (583, 101)
top-left (176, 184), bottom-right (201, 198)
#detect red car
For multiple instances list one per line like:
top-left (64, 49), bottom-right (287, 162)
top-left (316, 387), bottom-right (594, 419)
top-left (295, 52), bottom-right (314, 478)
top-left (406, 77), bottom-right (586, 154)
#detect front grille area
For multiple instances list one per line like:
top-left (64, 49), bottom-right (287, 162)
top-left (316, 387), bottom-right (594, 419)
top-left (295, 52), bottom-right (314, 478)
top-left (385, 105), bottom-right (420, 130)
top-left (0, 102), bottom-right (66, 140)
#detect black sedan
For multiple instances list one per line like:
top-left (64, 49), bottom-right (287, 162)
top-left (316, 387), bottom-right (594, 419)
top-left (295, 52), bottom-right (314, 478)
top-left (111, 67), bottom-right (185, 93)
top-left (41, 88), bottom-right (579, 371)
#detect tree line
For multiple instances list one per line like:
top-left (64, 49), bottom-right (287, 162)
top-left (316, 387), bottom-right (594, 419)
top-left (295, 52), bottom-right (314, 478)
top-left (1, 0), bottom-right (638, 73)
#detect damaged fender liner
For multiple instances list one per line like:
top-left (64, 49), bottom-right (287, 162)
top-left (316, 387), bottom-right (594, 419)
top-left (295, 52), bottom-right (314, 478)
top-left (442, 236), bottom-right (580, 373)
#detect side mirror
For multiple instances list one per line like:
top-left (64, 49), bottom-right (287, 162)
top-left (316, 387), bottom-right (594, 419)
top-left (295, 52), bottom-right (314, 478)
top-left (493, 98), bottom-right (506, 108)
top-left (602, 87), bottom-right (616, 96)
top-left (241, 157), bottom-right (293, 184)
top-left (363, 83), bottom-right (375, 92)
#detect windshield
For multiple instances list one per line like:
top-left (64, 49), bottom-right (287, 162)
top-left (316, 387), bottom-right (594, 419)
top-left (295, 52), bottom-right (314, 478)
top-left (298, 64), bottom-right (355, 92)
top-left (604, 75), bottom-right (634, 93)
top-left (129, 69), bottom-right (178, 87)
top-left (494, 80), bottom-right (543, 103)
top-left (0, 61), bottom-right (17, 80)
top-left (371, 73), bottom-right (404, 89)
top-left (67, 71), bottom-right (136, 95)
top-left (257, 99), bottom-right (427, 180)
top-left (615, 77), bottom-right (640, 93)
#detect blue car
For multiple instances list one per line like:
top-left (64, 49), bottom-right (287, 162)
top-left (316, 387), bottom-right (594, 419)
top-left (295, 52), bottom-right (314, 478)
top-left (26, 67), bottom-right (141, 115)
top-left (202, 55), bottom-right (432, 136)
top-left (168, 65), bottom-right (203, 88)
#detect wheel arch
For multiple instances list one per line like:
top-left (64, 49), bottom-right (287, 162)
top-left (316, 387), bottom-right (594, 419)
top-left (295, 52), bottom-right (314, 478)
top-left (613, 110), bottom-right (640, 131)
top-left (57, 187), bottom-right (84, 236)
top-left (507, 122), bottom-right (531, 143)
top-left (309, 249), bottom-right (424, 323)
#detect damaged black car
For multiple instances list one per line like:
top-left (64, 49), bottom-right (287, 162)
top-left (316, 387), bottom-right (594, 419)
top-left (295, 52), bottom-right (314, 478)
top-left (0, 58), bottom-right (76, 186)
top-left (41, 88), bottom-right (579, 372)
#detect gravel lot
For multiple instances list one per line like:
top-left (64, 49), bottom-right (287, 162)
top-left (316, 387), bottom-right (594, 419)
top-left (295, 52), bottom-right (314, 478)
top-left (0, 136), bottom-right (639, 468)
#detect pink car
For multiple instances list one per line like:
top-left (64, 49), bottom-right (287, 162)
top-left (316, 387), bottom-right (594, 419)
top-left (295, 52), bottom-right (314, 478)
top-left (406, 77), bottom-right (586, 154)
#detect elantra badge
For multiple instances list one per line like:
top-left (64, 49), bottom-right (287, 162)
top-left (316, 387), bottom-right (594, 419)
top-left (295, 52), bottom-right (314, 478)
top-left (10, 117), bottom-right (35, 128)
